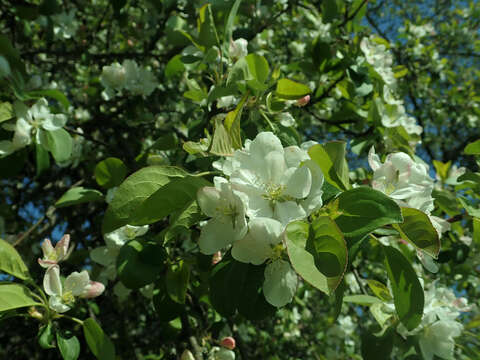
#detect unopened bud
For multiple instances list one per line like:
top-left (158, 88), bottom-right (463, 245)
top-left (296, 95), bottom-right (310, 107)
top-left (212, 251), bottom-right (222, 265)
top-left (181, 349), bottom-right (195, 360)
top-left (220, 336), bottom-right (236, 350)
top-left (28, 307), bottom-right (43, 320)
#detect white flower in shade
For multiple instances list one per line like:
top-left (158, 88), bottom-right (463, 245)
top-left (38, 234), bottom-right (73, 268)
top-left (232, 217), bottom-right (283, 265)
top-left (263, 259), bottom-right (298, 307)
top-left (229, 38), bottom-right (248, 59)
top-left (360, 36), bottom-right (396, 88)
top-left (123, 60), bottom-right (157, 96)
top-left (197, 178), bottom-right (247, 254)
top-left (91, 224), bottom-right (149, 282)
top-left (368, 147), bottom-right (434, 213)
top-left (52, 10), bottom-right (78, 39)
top-left (228, 132), bottom-right (322, 226)
top-left (0, 98), bottom-right (67, 156)
top-left (101, 62), bottom-right (127, 90)
top-left (43, 265), bottom-right (104, 313)
top-left (396, 283), bottom-right (468, 360)
top-left (419, 320), bottom-right (463, 360)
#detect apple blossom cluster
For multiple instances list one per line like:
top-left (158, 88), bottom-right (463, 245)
top-left (39, 234), bottom-right (104, 313)
top-left (0, 98), bottom-right (68, 158)
top-left (368, 147), bottom-right (450, 236)
top-left (100, 60), bottom-right (158, 99)
top-left (197, 132), bottom-right (324, 307)
top-left (360, 36), bottom-right (396, 89)
top-left (51, 10), bottom-right (79, 40)
top-left (373, 282), bottom-right (469, 360)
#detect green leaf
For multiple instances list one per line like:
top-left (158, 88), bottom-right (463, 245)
top-left (224, 93), bottom-right (248, 149)
top-left (165, 200), bottom-right (205, 244)
top-left (94, 157), bottom-right (128, 189)
top-left (393, 207), bottom-right (440, 258)
top-left (165, 55), bottom-right (186, 78)
top-left (0, 102), bottom-right (13, 123)
top-left (197, 4), bottom-right (219, 48)
top-left (55, 187), bottom-right (104, 208)
top-left (383, 246), bottom-right (424, 331)
top-left (224, 0), bottom-right (243, 43)
top-left (210, 116), bottom-right (235, 156)
top-left (83, 318), bottom-right (115, 360)
top-left (474, 217), bottom-right (480, 245)
top-left (129, 176), bottom-right (209, 226)
top-left (166, 260), bottom-right (190, 304)
top-left (153, 281), bottom-right (184, 322)
top-left (102, 166), bottom-right (187, 234)
top-left (459, 196), bottom-right (480, 218)
top-left (209, 256), bottom-right (275, 319)
top-left (343, 294), bottom-right (382, 305)
top-left (41, 128), bottom-right (73, 163)
top-left (361, 328), bottom-right (394, 360)
top-left (334, 187), bottom-right (403, 238)
top-left (308, 142), bottom-right (350, 191)
top-left (393, 65), bottom-right (408, 78)
top-left (0, 284), bottom-right (40, 311)
top-left (245, 54), bottom-right (270, 90)
top-left (284, 221), bottom-right (329, 295)
top-left (35, 143), bottom-right (50, 176)
top-left (38, 323), bottom-right (56, 349)
top-left (433, 160), bottom-right (451, 181)
top-left (464, 139), bottom-right (480, 155)
top-left (0, 238), bottom-right (30, 280)
top-left (322, 0), bottom-right (338, 22)
top-left (366, 279), bottom-right (392, 302)
top-left (57, 332), bottom-right (80, 360)
top-left (117, 238), bottom-right (166, 289)
top-left (307, 216), bottom-right (348, 292)
top-left (275, 79), bottom-right (311, 100)
top-left (27, 89), bottom-right (70, 109)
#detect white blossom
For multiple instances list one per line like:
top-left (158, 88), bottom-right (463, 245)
top-left (43, 265), bottom-right (104, 313)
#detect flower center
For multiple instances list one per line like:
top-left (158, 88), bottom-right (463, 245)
top-left (61, 291), bottom-right (75, 305)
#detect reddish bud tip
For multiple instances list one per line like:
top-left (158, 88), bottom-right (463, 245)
top-left (296, 95), bottom-right (310, 107)
top-left (220, 336), bottom-right (236, 350)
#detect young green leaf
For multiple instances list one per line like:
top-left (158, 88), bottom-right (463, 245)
top-left (0, 238), bottom-right (30, 280)
top-left (83, 318), bottom-right (115, 360)
top-left (55, 187), bottom-right (104, 208)
top-left (383, 246), bottom-right (424, 331)
top-left (57, 332), bottom-right (80, 360)
top-left (284, 221), bottom-right (329, 295)
top-left (334, 187), bottom-right (403, 238)
top-left (94, 157), bottom-right (127, 189)
top-left (0, 284), bottom-right (40, 312)
top-left (276, 79), bottom-right (311, 100)
top-left (393, 207), bottom-right (440, 258)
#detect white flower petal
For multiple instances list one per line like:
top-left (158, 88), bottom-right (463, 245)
top-left (43, 265), bottom-right (62, 296)
top-left (284, 165), bottom-right (312, 199)
top-left (274, 201), bottom-right (306, 226)
top-left (284, 146), bottom-right (309, 168)
top-left (49, 295), bottom-right (71, 313)
top-left (199, 217), bottom-right (244, 254)
top-left (197, 186), bottom-right (221, 217)
top-left (368, 146), bottom-right (382, 171)
top-left (64, 271), bottom-right (90, 296)
top-left (42, 113), bottom-right (67, 131)
top-left (232, 217), bottom-right (282, 265)
top-left (263, 260), bottom-right (297, 307)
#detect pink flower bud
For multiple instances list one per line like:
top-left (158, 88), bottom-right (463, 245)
top-left (296, 95), bottom-right (310, 107)
top-left (212, 251), bottom-right (222, 265)
top-left (80, 281), bottom-right (105, 299)
top-left (220, 336), bottom-right (236, 350)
